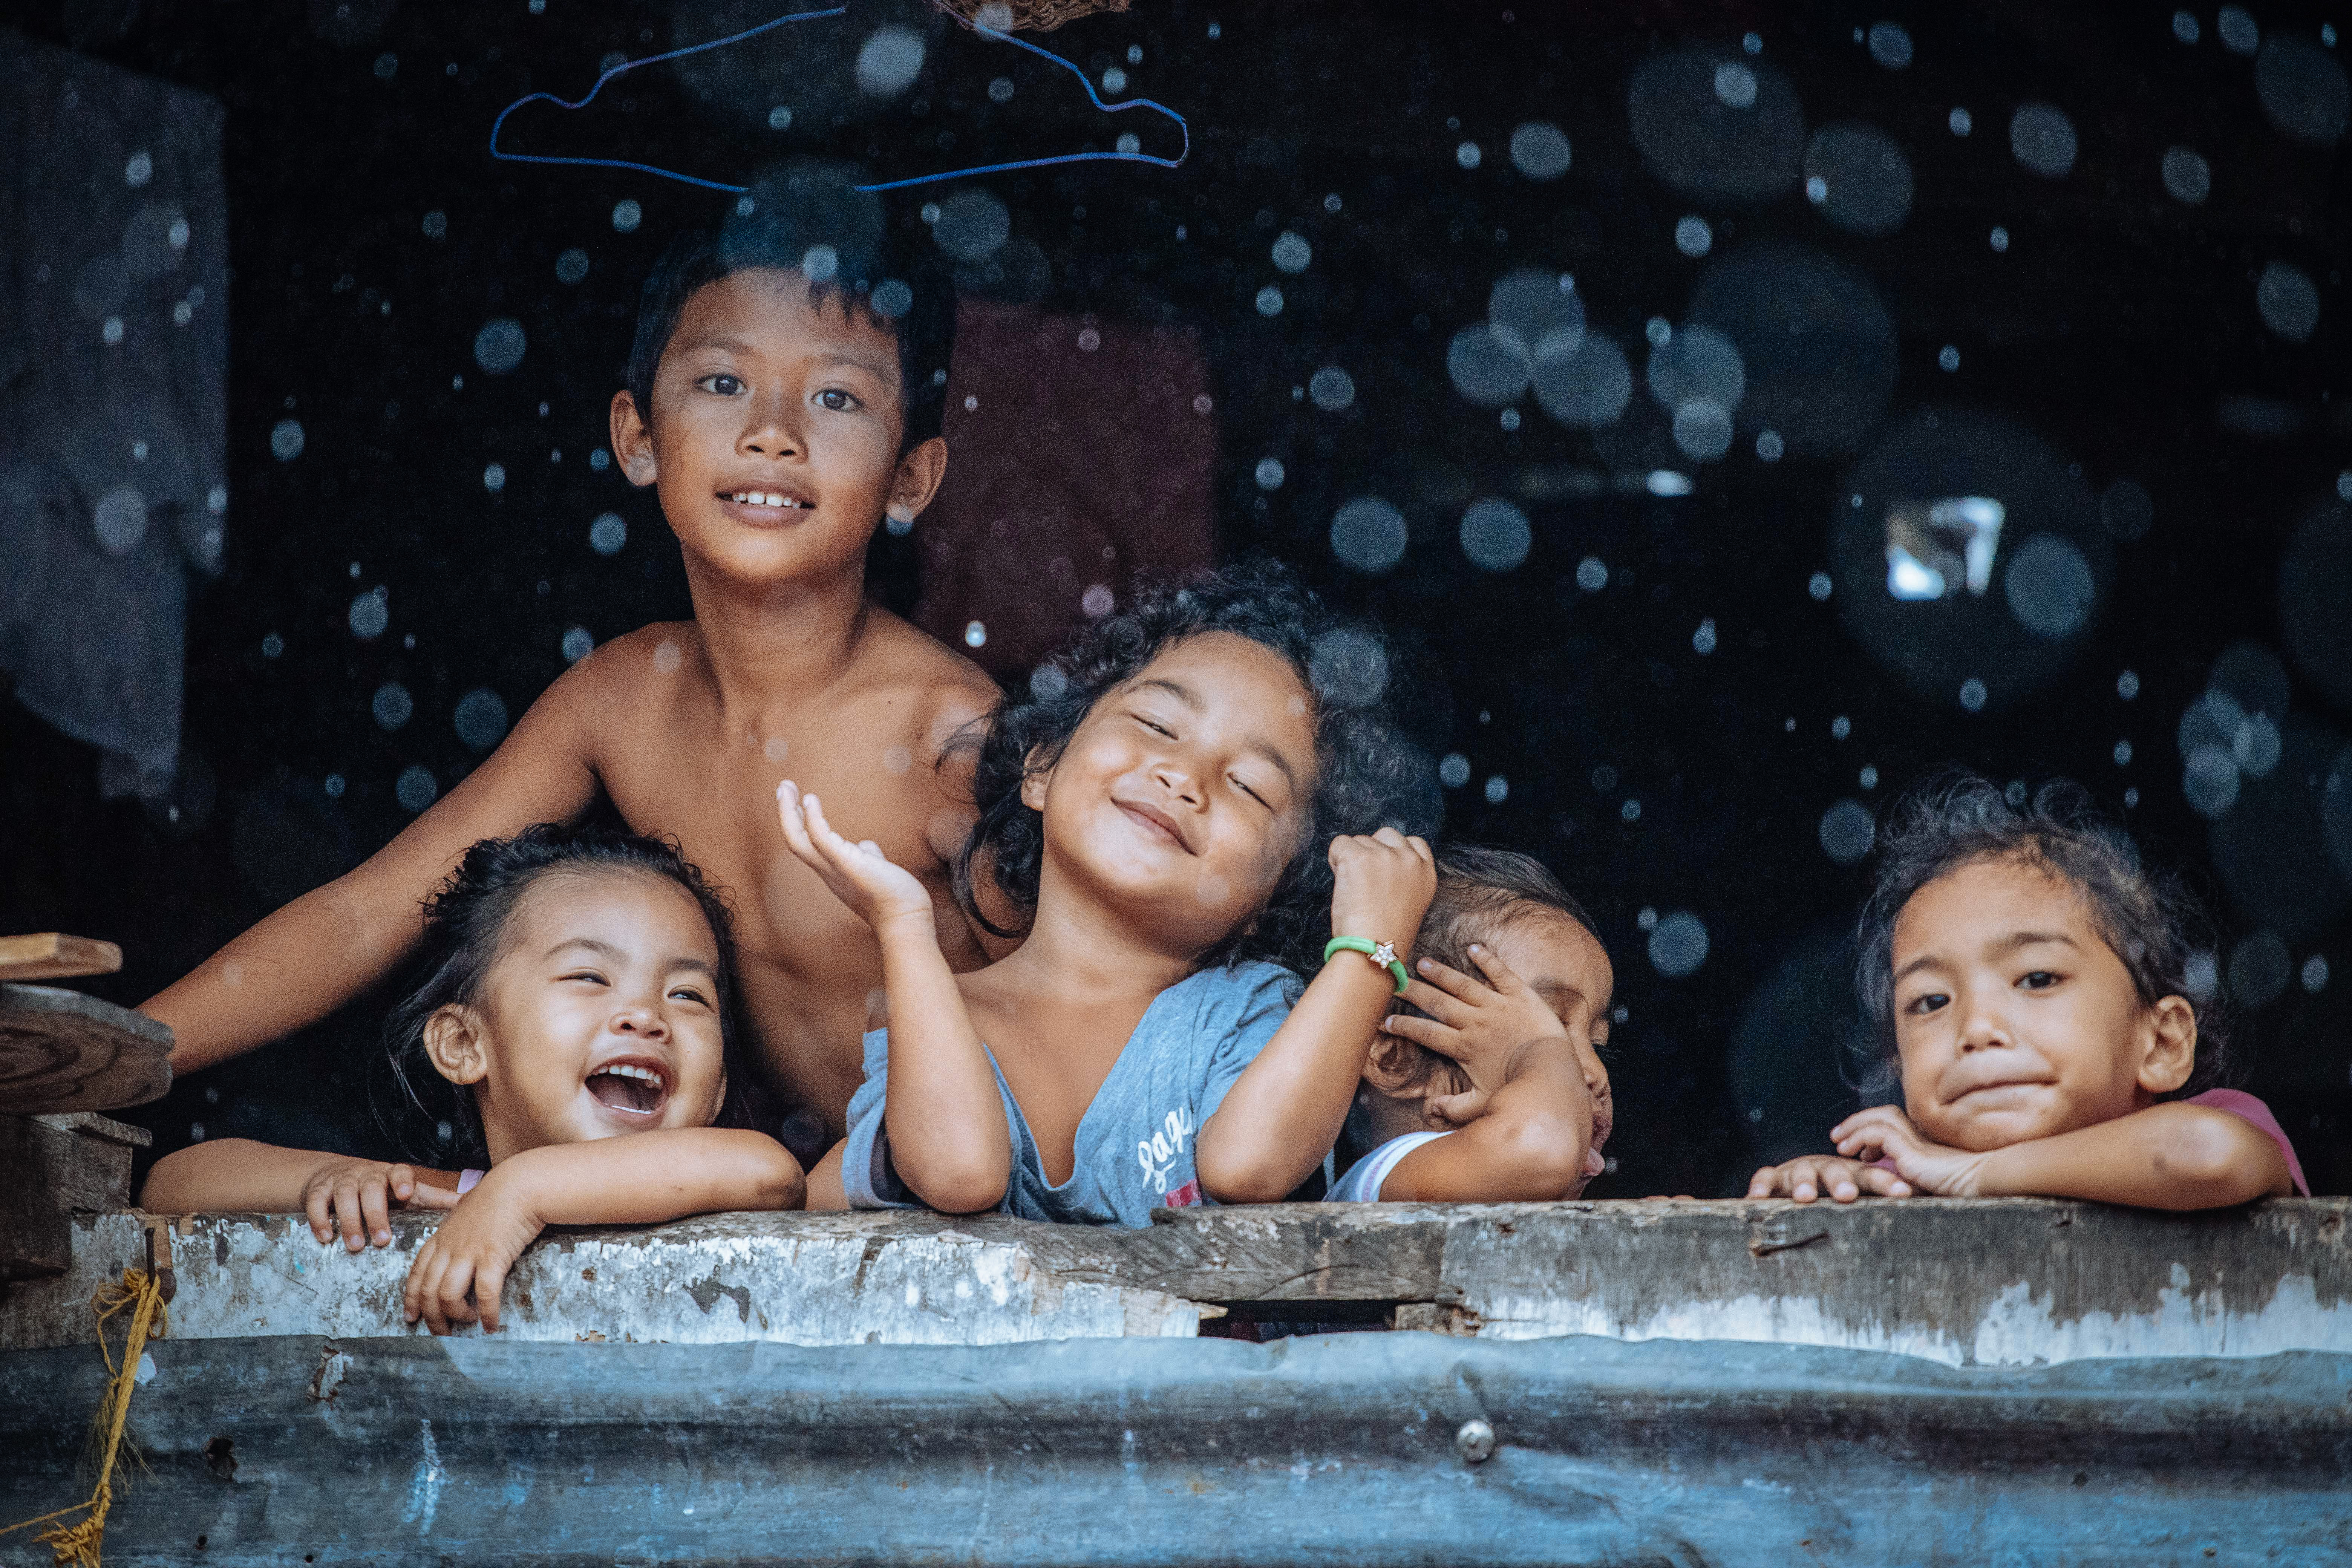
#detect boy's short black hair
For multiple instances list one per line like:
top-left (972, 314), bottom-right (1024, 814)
top-left (1856, 773), bottom-right (2230, 1095)
top-left (626, 163), bottom-right (956, 456)
top-left (952, 560), bottom-right (1432, 975)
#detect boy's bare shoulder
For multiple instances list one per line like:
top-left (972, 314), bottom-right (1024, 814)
top-left (859, 609), bottom-right (1002, 750)
top-left (552, 622), bottom-right (704, 706)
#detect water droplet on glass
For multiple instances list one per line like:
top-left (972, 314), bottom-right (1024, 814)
top-left (1255, 285), bottom-right (1284, 317)
top-left (2217, 6), bottom-right (2259, 55)
top-left (1990, 225), bottom-right (2010, 252)
top-left (1939, 345), bottom-right (1961, 372)
top-left (1867, 22), bottom-right (1913, 68)
top-left (473, 317), bottom-right (526, 374)
top-left (933, 190), bottom-right (1010, 262)
top-left (2257, 262), bottom-right (2321, 341)
top-left (2173, 10), bottom-right (2201, 44)
top-left (2161, 146), bottom-right (2212, 204)
top-left (1959, 677), bottom-right (1988, 712)
top-left (612, 199), bottom-right (642, 232)
top-left (562, 627), bottom-right (594, 663)
top-left (1508, 121), bottom-right (1572, 179)
top-left (1460, 498), bottom-right (1531, 572)
top-left (1439, 753), bottom-right (1471, 788)
top-left (1712, 62), bottom-right (1758, 109)
top-left (1675, 215), bottom-right (1712, 256)
top-left (1577, 556), bottom-right (1609, 592)
top-left (1820, 799), bottom-right (1876, 863)
top-left (349, 588), bottom-right (389, 640)
top-left (964, 620), bottom-right (987, 648)
top-left (371, 681), bottom-right (413, 730)
top-left (92, 485), bottom-right (148, 555)
top-left (1949, 106), bottom-right (1973, 135)
top-left (556, 248), bottom-right (589, 283)
top-left (482, 462), bottom-right (506, 493)
top-left (125, 150), bottom-right (152, 187)
top-left (2011, 103), bottom-right (2078, 177)
top-left (270, 419), bottom-right (305, 461)
top-left (1692, 618), bottom-right (1718, 654)
top-left (1308, 366), bottom-right (1356, 411)
top-left (1456, 141), bottom-right (1482, 170)
top-left (396, 766), bottom-right (437, 813)
top-left (1255, 457), bottom-right (1286, 490)
top-left (1271, 231), bottom-right (1312, 273)
top-left (1649, 911), bottom-right (1710, 975)
top-left (1331, 498), bottom-right (1409, 574)
top-left (855, 26), bottom-right (925, 96)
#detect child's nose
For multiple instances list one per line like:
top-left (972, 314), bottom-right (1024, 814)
top-left (611, 1002), bottom-right (669, 1040)
top-left (1151, 760), bottom-right (1201, 803)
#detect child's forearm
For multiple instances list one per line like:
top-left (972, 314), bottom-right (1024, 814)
top-left (1196, 959), bottom-right (1395, 1204)
top-left (1970, 1104), bottom-right (2293, 1209)
top-left (873, 914), bottom-right (1013, 1213)
top-left (1380, 1039), bottom-right (1594, 1203)
top-left (139, 1139), bottom-right (458, 1213)
top-left (489, 1130), bottom-right (804, 1225)
top-left (143, 878), bottom-right (419, 1073)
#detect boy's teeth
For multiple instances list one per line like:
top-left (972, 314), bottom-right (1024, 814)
top-left (730, 491), bottom-right (804, 509)
top-left (598, 1063), bottom-right (664, 1086)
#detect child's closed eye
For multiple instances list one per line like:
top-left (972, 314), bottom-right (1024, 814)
top-left (560, 969), bottom-right (611, 987)
top-left (667, 985), bottom-right (711, 1006)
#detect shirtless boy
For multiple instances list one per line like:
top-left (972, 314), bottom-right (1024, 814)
top-left (145, 189), bottom-right (1004, 1141)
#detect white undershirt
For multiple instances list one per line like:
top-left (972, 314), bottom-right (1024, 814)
top-left (1324, 1130), bottom-right (1453, 1202)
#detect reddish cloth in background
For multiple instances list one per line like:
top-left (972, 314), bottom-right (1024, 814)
top-left (913, 301), bottom-right (1218, 680)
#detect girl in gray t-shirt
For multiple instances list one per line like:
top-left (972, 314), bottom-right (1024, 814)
top-left (777, 565), bottom-right (1435, 1226)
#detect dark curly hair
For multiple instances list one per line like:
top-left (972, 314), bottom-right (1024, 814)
top-left (952, 561), bottom-right (1430, 974)
top-left (380, 822), bottom-right (775, 1166)
top-left (1856, 774), bottom-right (2229, 1096)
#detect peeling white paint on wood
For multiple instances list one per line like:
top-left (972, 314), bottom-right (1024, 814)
top-left (0, 1211), bottom-right (1202, 1350)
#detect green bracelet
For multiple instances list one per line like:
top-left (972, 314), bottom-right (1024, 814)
top-left (1324, 935), bottom-right (1411, 994)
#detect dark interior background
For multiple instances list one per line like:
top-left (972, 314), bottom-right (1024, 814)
top-left (5, 0), bottom-right (2348, 1196)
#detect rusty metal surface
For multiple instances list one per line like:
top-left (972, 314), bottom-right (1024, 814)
top-left (0, 983), bottom-right (172, 1113)
top-left (9, 1200), bottom-right (2347, 1366)
top-left (2, 1331), bottom-right (2346, 1565)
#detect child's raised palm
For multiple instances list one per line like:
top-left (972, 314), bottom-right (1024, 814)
top-left (776, 779), bottom-right (934, 932)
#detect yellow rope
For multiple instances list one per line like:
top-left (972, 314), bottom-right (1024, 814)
top-left (0, 1267), bottom-right (170, 1566)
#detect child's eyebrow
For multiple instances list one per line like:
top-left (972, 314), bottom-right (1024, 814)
top-left (1133, 677), bottom-right (1204, 710)
top-left (1996, 930), bottom-right (2079, 955)
top-left (546, 936), bottom-right (717, 978)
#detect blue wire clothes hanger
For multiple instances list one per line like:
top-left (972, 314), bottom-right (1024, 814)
top-left (488, 3), bottom-right (1189, 194)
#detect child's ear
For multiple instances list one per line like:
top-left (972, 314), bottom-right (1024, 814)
top-left (422, 1006), bottom-right (491, 1087)
top-left (1017, 741), bottom-right (1055, 812)
top-left (1361, 1032), bottom-right (1427, 1095)
top-left (609, 389), bottom-right (658, 488)
top-left (2137, 994), bottom-right (2198, 1095)
top-left (886, 435), bottom-right (948, 528)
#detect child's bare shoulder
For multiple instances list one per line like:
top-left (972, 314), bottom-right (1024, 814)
top-left (855, 610), bottom-right (1002, 756)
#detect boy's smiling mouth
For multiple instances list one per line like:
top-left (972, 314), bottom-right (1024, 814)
top-left (721, 488), bottom-right (814, 514)
top-left (585, 1058), bottom-right (670, 1118)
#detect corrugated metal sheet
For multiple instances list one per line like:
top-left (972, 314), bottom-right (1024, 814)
top-left (3, 1331), bottom-right (2346, 1565)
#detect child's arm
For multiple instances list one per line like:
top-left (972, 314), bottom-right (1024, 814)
top-left (1371, 946), bottom-right (1606, 1202)
top-left (776, 782), bottom-right (1011, 1214)
top-left (140, 1139), bottom-right (462, 1249)
top-left (142, 656), bottom-right (614, 1073)
top-left (403, 1129), bottom-right (804, 1334)
top-left (1194, 830), bottom-right (1436, 1204)
top-left (1825, 1101), bottom-right (2295, 1211)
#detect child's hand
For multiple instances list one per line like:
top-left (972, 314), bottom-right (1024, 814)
top-left (301, 1156), bottom-right (459, 1251)
top-left (1747, 1154), bottom-right (1911, 1204)
top-left (1386, 944), bottom-right (1587, 1127)
top-left (776, 779), bottom-right (934, 933)
top-left (1326, 828), bottom-right (1436, 961)
top-left (1830, 1105), bottom-right (1989, 1196)
top-left (401, 1169), bottom-right (547, 1335)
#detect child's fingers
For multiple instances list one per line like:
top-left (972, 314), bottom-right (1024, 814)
top-left (360, 1178), bottom-right (394, 1249)
top-left (334, 1175), bottom-right (368, 1250)
top-left (403, 1243), bottom-right (438, 1327)
top-left (775, 780), bottom-right (821, 860)
top-left (405, 1181), bottom-right (462, 1211)
top-left (435, 1258), bottom-right (478, 1334)
top-left (1461, 942), bottom-right (1530, 994)
top-left (1379, 1011), bottom-right (1464, 1053)
top-left (1396, 975), bottom-right (1476, 1026)
top-left (475, 1259), bottom-right (509, 1333)
top-left (1407, 957), bottom-right (1491, 1008)
top-left (1425, 1087), bottom-right (1491, 1127)
top-left (306, 1182), bottom-right (336, 1245)
top-left (389, 1164), bottom-right (416, 1204)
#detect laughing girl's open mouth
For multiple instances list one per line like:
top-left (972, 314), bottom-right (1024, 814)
top-left (585, 1060), bottom-right (669, 1117)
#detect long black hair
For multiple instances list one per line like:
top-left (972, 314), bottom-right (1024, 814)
top-left (952, 560), bottom-right (1430, 974)
top-left (380, 822), bottom-right (773, 1165)
top-left (1856, 774), bottom-right (2230, 1095)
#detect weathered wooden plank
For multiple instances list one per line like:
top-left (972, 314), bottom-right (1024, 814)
top-left (3, 1332), bottom-right (2346, 1565)
top-left (0, 1111), bottom-right (150, 1281)
top-left (7, 1201), bottom-right (2346, 1366)
top-left (0, 933), bottom-right (122, 982)
top-left (0, 982), bottom-right (172, 1113)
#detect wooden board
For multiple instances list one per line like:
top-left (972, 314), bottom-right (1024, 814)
top-left (0, 982), bottom-right (172, 1113)
top-left (0, 932), bottom-right (123, 982)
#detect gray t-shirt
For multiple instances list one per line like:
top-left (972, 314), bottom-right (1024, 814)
top-left (841, 960), bottom-right (1302, 1228)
